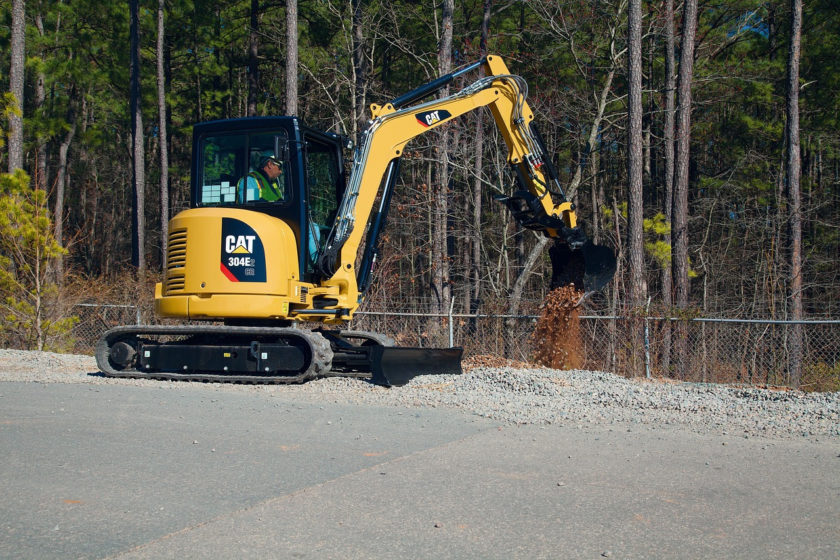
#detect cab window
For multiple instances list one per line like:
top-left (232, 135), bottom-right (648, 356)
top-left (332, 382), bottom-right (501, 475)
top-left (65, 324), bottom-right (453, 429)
top-left (197, 130), bottom-right (289, 206)
top-left (199, 135), bottom-right (241, 204)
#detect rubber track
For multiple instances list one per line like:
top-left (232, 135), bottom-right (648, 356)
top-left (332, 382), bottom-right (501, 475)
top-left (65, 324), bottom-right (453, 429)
top-left (95, 325), bottom-right (334, 384)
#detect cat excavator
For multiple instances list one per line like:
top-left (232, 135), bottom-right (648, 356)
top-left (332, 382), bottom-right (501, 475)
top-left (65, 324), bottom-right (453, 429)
top-left (96, 55), bottom-right (615, 386)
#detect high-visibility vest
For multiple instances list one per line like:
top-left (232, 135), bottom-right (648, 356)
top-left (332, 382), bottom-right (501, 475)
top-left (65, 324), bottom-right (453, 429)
top-left (248, 170), bottom-right (283, 201)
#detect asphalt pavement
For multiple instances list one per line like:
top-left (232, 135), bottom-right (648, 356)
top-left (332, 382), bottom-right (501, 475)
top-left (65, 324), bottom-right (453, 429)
top-left (1, 381), bottom-right (838, 559)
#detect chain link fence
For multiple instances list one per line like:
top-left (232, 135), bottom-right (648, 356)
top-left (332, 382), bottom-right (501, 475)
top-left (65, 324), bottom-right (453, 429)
top-left (68, 303), bottom-right (840, 390)
top-left (70, 304), bottom-right (141, 354)
top-left (348, 312), bottom-right (840, 390)
top-left (573, 316), bottom-right (840, 390)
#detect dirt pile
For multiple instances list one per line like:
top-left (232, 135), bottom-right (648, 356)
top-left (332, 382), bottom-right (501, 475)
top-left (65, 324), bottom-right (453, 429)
top-left (462, 354), bottom-right (537, 371)
top-left (531, 286), bottom-right (584, 370)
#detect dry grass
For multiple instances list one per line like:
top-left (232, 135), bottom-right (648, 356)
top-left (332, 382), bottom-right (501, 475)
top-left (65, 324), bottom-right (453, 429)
top-left (462, 354), bottom-right (540, 371)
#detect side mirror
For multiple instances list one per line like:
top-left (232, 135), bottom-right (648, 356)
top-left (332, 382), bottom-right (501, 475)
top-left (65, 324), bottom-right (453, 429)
top-left (275, 137), bottom-right (290, 161)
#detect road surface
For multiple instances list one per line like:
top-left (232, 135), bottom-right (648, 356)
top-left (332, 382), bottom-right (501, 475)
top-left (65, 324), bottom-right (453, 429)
top-left (1, 381), bottom-right (838, 559)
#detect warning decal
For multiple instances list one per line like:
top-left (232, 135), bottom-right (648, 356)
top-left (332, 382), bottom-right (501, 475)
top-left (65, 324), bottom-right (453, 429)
top-left (220, 217), bottom-right (266, 282)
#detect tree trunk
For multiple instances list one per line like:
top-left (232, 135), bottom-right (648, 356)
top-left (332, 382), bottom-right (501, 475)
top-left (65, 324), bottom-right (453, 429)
top-left (508, 237), bottom-right (549, 318)
top-left (773, 120), bottom-right (788, 319)
top-left (627, 0), bottom-right (646, 376)
top-left (247, 0), bottom-right (260, 117)
top-left (35, 11), bottom-right (48, 192)
top-left (192, 9), bottom-right (203, 122)
top-left (627, 0), bottom-right (645, 306)
top-left (661, 0), bottom-right (677, 375)
top-left (286, 0), bottom-right (298, 116)
top-left (7, 0), bottom-right (25, 173)
top-left (590, 149), bottom-right (601, 244)
top-left (672, 0), bottom-right (698, 377)
top-left (157, 0), bottom-right (170, 268)
top-left (643, 37), bottom-right (653, 183)
top-left (786, 0), bottom-right (803, 387)
top-left (566, 69), bottom-right (615, 201)
top-left (610, 196), bottom-right (625, 372)
top-left (672, 0), bottom-right (698, 310)
top-left (471, 0), bottom-right (492, 313)
top-left (352, 0), bottom-right (366, 139)
top-left (432, 0), bottom-right (454, 318)
top-left (130, 0), bottom-right (146, 274)
top-left (54, 103), bottom-right (77, 278)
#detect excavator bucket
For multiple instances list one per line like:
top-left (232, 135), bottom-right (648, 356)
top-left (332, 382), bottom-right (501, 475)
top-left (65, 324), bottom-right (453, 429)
top-left (369, 345), bottom-right (463, 387)
top-left (549, 239), bottom-right (617, 293)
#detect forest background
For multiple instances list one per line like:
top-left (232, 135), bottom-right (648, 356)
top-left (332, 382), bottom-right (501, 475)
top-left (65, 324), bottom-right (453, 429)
top-left (0, 0), bottom-right (837, 380)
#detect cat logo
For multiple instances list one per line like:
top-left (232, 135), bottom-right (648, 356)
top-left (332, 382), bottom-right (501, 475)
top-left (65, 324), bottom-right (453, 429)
top-left (220, 218), bottom-right (266, 282)
top-left (416, 109), bottom-right (452, 128)
top-left (225, 235), bottom-right (256, 254)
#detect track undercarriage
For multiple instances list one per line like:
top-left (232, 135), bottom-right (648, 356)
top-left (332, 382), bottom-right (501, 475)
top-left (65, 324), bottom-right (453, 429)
top-left (95, 325), bottom-right (462, 387)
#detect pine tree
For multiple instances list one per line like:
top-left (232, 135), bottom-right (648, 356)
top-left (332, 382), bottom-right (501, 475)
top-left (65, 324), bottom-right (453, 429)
top-left (0, 170), bottom-right (76, 350)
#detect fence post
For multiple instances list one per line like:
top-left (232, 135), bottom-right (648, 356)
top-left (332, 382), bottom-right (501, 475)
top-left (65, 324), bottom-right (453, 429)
top-left (448, 297), bottom-right (455, 348)
top-left (644, 297), bottom-right (652, 379)
top-left (135, 305), bottom-right (142, 325)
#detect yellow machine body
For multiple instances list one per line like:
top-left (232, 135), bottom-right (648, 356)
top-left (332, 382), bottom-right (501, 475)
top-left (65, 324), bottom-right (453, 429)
top-left (155, 207), bottom-right (349, 324)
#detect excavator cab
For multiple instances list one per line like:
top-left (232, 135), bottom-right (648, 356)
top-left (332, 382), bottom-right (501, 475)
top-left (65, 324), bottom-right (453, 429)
top-left (192, 117), bottom-right (347, 282)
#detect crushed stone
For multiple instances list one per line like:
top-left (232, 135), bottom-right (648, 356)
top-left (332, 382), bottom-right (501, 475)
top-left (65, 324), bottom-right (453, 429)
top-left (0, 348), bottom-right (837, 440)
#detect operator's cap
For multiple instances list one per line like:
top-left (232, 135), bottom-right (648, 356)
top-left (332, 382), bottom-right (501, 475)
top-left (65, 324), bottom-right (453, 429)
top-left (259, 155), bottom-right (282, 168)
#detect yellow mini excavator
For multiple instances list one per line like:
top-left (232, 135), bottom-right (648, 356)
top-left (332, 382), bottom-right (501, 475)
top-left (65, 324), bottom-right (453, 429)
top-left (96, 55), bottom-right (616, 386)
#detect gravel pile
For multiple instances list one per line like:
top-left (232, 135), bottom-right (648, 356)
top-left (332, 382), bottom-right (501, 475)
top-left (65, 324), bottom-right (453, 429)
top-left (1, 348), bottom-right (838, 440)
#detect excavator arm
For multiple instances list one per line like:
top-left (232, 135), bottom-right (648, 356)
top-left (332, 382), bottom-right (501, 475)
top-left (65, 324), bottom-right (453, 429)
top-left (318, 55), bottom-right (615, 302)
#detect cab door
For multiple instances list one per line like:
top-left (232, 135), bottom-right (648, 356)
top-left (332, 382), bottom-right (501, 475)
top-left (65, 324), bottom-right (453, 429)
top-left (302, 132), bottom-right (345, 280)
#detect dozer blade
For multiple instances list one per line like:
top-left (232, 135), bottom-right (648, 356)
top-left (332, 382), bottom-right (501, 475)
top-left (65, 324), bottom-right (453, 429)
top-left (369, 346), bottom-right (463, 387)
top-left (549, 239), bottom-right (617, 293)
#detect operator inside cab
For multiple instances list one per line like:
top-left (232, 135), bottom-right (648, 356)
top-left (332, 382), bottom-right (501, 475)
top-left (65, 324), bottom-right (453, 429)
top-left (238, 155), bottom-right (287, 202)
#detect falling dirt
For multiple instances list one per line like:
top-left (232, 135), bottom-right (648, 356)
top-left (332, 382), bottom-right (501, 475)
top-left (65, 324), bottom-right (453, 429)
top-left (531, 286), bottom-right (584, 370)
